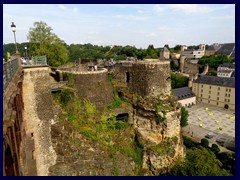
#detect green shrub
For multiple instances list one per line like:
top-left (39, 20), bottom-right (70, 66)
top-left (211, 144), bottom-right (220, 155)
top-left (60, 87), bottom-right (73, 107)
top-left (180, 106), bottom-right (188, 127)
top-left (200, 138), bottom-right (209, 148)
top-left (182, 135), bottom-right (197, 149)
top-left (107, 98), bottom-right (122, 109)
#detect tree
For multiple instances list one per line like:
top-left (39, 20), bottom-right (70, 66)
top-left (171, 73), bottom-right (188, 89)
top-left (170, 146), bottom-right (231, 176)
top-left (211, 144), bottom-right (220, 155)
top-left (198, 54), bottom-right (234, 70)
top-left (28, 21), bottom-right (69, 66)
top-left (180, 107), bottom-right (188, 127)
top-left (200, 138), bottom-right (209, 148)
top-left (173, 45), bottom-right (181, 52)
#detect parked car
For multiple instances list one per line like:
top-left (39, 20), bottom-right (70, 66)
top-left (21, 58), bottom-right (27, 65)
top-left (205, 134), bottom-right (214, 139)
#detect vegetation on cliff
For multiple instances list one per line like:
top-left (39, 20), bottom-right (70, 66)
top-left (52, 86), bottom-right (143, 175)
top-left (167, 136), bottom-right (235, 176)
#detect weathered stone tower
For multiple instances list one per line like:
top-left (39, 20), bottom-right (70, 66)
top-left (57, 68), bottom-right (114, 109)
top-left (130, 60), bottom-right (171, 97)
top-left (112, 59), bottom-right (184, 175)
top-left (160, 46), bottom-right (170, 60)
top-left (179, 55), bottom-right (186, 73)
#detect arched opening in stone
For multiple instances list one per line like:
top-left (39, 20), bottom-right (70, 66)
top-left (224, 104), bottom-right (229, 109)
top-left (4, 144), bottom-right (14, 176)
top-left (125, 72), bottom-right (130, 83)
top-left (116, 113), bottom-right (129, 122)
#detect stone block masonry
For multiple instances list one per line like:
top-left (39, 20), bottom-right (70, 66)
top-left (22, 67), bottom-right (57, 175)
top-left (60, 68), bottom-right (114, 109)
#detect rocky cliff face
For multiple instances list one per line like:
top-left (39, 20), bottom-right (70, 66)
top-left (125, 93), bottom-right (185, 175)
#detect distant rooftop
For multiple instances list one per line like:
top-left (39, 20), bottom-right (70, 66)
top-left (172, 87), bottom-right (195, 100)
top-left (219, 63), bottom-right (235, 68)
top-left (193, 75), bottom-right (235, 87)
top-left (215, 43), bottom-right (235, 58)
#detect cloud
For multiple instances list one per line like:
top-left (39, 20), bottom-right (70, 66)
top-left (73, 8), bottom-right (78, 12)
top-left (114, 14), bottom-right (148, 21)
top-left (167, 4), bottom-right (212, 14)
top-left (153, 4), bottom-right (164, 13)
top-left (86, 31), bottom-right (100, 35)
top-left (211, 15), bottom-right (233, 20)
top-left (58, 5), bottom-right (67, 11)
top-left (146, 33), bottom-right (158, 37)
top-left (158, 26), bottom-right (171, 31)
top-left (58, 5), bottom-right (79, 13)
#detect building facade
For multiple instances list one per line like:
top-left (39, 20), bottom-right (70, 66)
top-left (192, 75), bottom-right (235, 110)
top-left (172, 87), bottom-right (196, 108)
top-left (217, 63), bottom-right (235, 78)
top-left (181, 44), bottom-right (205, 59)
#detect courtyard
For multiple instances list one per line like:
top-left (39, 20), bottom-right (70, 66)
top-left (181, 102), bottom-right (235, 149)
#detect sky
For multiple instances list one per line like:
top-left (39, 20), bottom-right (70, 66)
top-left (3, 4), bottom-right (235, 49)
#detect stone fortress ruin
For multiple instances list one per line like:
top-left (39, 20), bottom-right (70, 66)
top-left (52, 58), bottom-right (184, 175)
top-left (3, 56), bottom-right (184, 176)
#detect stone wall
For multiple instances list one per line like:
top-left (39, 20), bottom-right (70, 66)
top-left (132, 97), bottom-right (184, 175)
top-left (22, 67), bottom-right (57, 175)
top-left (3, 63), bottom-right (24, 176)
top-left (61, 68), bottom-right (114, 109)
top-left (112, 60), bottom-right (171, 98)
top-left (130, 61), bottom-right (171, 98)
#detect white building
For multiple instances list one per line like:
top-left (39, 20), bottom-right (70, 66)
top-left (172, 87), bottom-right (196, 108)
top-left (217, 63), bottom-right (235, 78)
top-left (181, 44), bottom-right (205, 59)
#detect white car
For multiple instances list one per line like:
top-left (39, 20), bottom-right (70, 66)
top-left (21, 58), bottom-right (27, 65)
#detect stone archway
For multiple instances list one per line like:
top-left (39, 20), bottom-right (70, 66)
top-left (4, 144), bottom-right (14, 176)
top-left (224, 104), bottom-right (229, 109)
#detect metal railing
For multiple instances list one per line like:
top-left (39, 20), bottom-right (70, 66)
top-left (3, 58), bottom-right (19, 91)
top-left (31, 55), bottom-right (47, 65)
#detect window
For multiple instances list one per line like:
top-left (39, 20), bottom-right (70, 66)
top-left (125, 72), bottom-right (130, 83)
top-left (225, 93), bottom-right (227, 97)
top-left (209, 91), bottom-right (211, 94)
top-left (226, 88), bottom-right (228, 92)
top-left (209, 86), bottom-right (211, 89)
top-left (201, 85), bottom-right (203, 88)
top-left (217, 97), bottom-right (219, 100)
top-left (218, 87), bottom-right (220, 91)
top-left (208, 95), bottom-right (211, 99)
top-left (228, 99), bottom-right (230, 102)
top-left (201, 94), bottom-right (203, 97)
top-left (201, 89), bottom-right (203, 93)
top-left (228, 94), bottom-right (230, 97)
top-left (229, 89), bottom-right (231, 92)
top-left (217, 92), bottom-right (220, 96)
top-left (216, 102), bottom-right (219, 105)
top-left (208, 100), bottom-right (210, 103)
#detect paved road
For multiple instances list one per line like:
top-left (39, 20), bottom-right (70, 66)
top-left (182, 102), bottom-right (235, 149)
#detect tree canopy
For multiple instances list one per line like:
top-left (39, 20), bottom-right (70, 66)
top-left (171, 73), bottom-right (188, 89)
top-left (198, 54), bottom-right (234, 70)
top-left (170, 146), bottom-right (231, 176)
top-left (180, 107), bottom-right (188, 127)
top-left (27, 21), bottom-right (69, 66)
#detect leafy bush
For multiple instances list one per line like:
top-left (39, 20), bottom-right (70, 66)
top-left (211, 144), bottom-right (220, 155)
top-left (180, 107), bottom-right (188, 127)
top-left (201, 138), bottom-right (209, 148)
top-left (182, 136), bottom-right (197, 149)
top-left (60, 87), bottom-right (73, 107)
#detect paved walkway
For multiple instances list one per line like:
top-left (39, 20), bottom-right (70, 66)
top-left (182, 102), bottom-right (235, 149)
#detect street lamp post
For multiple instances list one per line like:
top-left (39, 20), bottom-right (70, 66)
top-left (11, 22), bottom-right (19, 54)
top-left (24, 46), bottom-right (28, 60)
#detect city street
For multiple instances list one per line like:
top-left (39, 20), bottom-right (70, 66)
top-left (182, 102), bottom-right (235, 149)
